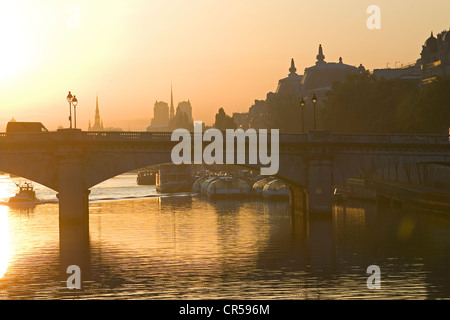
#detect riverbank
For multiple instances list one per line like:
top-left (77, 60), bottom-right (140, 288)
top-left (367, 179), bottom-right (450, 213)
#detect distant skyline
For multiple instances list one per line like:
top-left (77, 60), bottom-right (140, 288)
top-left (0, 0), bottom-right (449, 130)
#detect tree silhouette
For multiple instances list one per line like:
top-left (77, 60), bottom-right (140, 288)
top-left (319, 72), bottom-right (450, 134)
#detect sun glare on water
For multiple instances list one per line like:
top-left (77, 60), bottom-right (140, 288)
top-left (0, 206), bottom-right (11, 279)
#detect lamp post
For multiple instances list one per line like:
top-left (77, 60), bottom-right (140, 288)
top-left (72, 95), bottom-right (78, 129)
top-left (300, 97), bottom-right (305, 133)
top-left (66, 91), bottom-right (73, 128)
top-left (312, 93), bottom-right (318, 130)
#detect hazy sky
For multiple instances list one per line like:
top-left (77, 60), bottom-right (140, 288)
top-left (0, 0), bottom-right (449, 130)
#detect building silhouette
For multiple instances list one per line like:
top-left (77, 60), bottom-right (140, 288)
top-left (176, 100), bottom-right (193, 123)
top-left (299, 44), bottom-right (360, 101)
top-left (275, 58), bottom-right (303, 97)
top-left (170, 83), bottom-right (175, 119)
top-left (148, 101), bottom-right (170, 130)
top-left (420, 29), bottom-right (450, 83)
top-left (235, 45), bottom-right (363, 129)
top-left (88, 96), bottom-right (104, 131)
top-left (88, 96), bottom-right (122, 131)
top-left (147, 84), bottom-right (194, 131)
top-left (373, 28), bottom-right (450, 84)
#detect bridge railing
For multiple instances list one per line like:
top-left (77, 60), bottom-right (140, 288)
top-left (0, 130), bottom-right (448, 144)
top-left (85, 131), bottom-right (173, 141)
top-left (331, 133), bottom-right (449, 144)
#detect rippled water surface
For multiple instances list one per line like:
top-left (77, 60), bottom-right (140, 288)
top-left (0, 173), bottom-right (449, 299)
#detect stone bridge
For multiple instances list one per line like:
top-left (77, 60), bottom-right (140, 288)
top-left (0, 129), bottom-right (448, 223)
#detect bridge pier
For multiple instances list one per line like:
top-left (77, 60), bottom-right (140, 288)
top-left (290, 185), bottom-right (308, 213)
top-left (307, 159), bottom-right (333, 214)
top-left (56, 158), bottom-right (90, 225)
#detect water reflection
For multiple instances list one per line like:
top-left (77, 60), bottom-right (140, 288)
top-left (1, 194), bottom-right (450, 299)
top-left (0, 206), bottom-right (10, 279)
top-left (59, 222), bottom-right (91, 285)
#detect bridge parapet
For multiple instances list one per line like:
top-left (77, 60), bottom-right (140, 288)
top-left (0, 130), bottom-right (448, 146)
top-left (331, 133), bottom-right (449, 144)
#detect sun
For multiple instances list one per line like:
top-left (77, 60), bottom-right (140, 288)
top-left (0, 2), bottom-right (31, 82)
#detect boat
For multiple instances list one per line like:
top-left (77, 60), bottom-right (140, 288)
top-left (192, 176), bottom-right (210, 193)
top-left (156, 164), bottom-right (192, 193)
top-left (200, 177), bottom-right (219, 195)
top-left (206, 177), bottom-right (250, 199)
top-left (252, 177), bottom-right (276, 195)
top-left (332, 186), bottom-right (348, 202)
top-left (9, 182), bottom-right (38, 203)
top-left (136, 169), bottom-right (156, 185)
top-left (262, 179), bottom-right (290, 199)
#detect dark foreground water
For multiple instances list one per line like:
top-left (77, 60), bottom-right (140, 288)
top-left (0, 174), bottom-right (449, 299)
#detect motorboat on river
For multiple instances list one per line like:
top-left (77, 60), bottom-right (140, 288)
top-left (8, 182), bottom-right (38, 203)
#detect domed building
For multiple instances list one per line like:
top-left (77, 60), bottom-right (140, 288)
top-left (275, 58), bottom-right (303, 97)
top-left (237, 45), bottom-right (363, 131)
top-left (299, 44), bottom-right (360, 102)
top-left (420, 29), bottom-right (450, 84)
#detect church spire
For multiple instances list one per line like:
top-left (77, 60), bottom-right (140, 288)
top-left (316, 44), bottom-right (326, 64)
top-left (170, 82), bottom-right (174, 119)
top-left (289, 58), bottom-right (297, 74)
top-left (95, 95), bottom-right (101, 126)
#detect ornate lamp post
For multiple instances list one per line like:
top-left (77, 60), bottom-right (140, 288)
top-left (72, 95), bottom-right (78, 129)
top-left (300, 97), bottom-right (305, 133)
top-left (66, 91), bottom-right (73, 128)
top-left (312, 93), bottom-right (318, 130)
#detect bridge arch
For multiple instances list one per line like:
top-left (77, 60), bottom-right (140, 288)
top-left (0, 130), bottom-right (448, 217)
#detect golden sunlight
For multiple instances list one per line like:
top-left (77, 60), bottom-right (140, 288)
top-left (0, 2), bottom-right (31, 82)
top-left (0, 205), bottom-right (10, 278)
top-left (0, 175), bottom-right (17, 202)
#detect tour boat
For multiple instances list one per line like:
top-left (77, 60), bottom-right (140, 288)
top-left (192, 176), bottom-right (210, 193)
top-left (262, 179), bottom-right (290, 199)
top-left (136, 169), bottom-right (156, 185)
top-left (156, 164), bottom-right (192, 193)
top-left (200, 177), bottom-right (219, 195)
top-left (206, 177), bottom-right (250, 199)
top-left (9, 182), bottom-right (38, 203)
top-left (252, 177), bottom-right (276, 195)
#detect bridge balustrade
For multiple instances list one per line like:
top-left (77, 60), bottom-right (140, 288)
top-left (0, 130), bottom-right (447, 145)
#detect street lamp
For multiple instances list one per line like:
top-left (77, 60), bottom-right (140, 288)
top-left (72, 95), bottom-right (78, 129)
top-left (300, 97), bottom-right (305, 133)
top-left (312, 93), bottom-right (318, 130)
top-left (66, 91), bottom-right (73, 128)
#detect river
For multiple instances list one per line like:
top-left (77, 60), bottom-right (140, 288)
top-left (0, 173), bottom-right (449, 299)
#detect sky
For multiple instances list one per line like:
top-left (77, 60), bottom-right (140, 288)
top-left (0, 0), bottom-right (449, 130)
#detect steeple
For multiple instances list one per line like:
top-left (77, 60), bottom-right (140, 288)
top-left (95, 95), bottom-right (101, 126)
top-left (316, 44), bottom-right (326, 65)
top-left (170, 82), bottom-right (174, 119)
top-left (289, 58), bottom-right (297, 74)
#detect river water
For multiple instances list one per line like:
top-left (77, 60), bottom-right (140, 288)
top-left (0, 173), bottom-right (449, 300)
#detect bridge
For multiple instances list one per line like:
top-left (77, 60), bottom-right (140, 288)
top-left (0, 129), bottom-right (449, 224)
